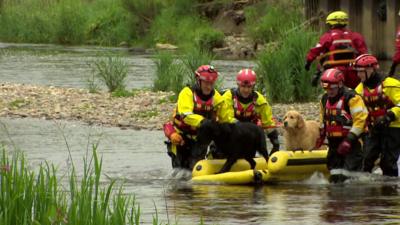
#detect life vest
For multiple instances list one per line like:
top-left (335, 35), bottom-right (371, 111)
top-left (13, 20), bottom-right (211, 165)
top-left (361, 84), bottom-right (394, 125)
top-left (323, 95), bottom-right (353, 138)
top-left (232, 89), bottom-right (259, 123)
top-left (173, 88), bottom-right (215, 135)
top-left (319, 29), bottom-right (357, 69)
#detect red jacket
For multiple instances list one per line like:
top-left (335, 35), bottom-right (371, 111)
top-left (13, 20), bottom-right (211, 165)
top-left (306, 28), bottom-right (368, 63)
top-left (392, 26), bottom-right (400, 65)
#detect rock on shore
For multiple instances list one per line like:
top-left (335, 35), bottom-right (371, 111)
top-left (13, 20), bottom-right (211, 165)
top-left (0, 83), bottom-right (320, 130)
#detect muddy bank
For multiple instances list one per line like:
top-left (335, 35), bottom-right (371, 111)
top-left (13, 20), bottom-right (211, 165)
top-left (0, 83), bottom-right (320, 130)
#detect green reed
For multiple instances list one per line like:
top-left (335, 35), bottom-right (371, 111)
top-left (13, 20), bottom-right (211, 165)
top-left (0, 146), bottom-right (147, 225)
top-left (255, 28), bottom-right (319, 103)
top-left (153, 46), bottom-right (216, 100)
top-left (91, 54), bottom-right (129, 93)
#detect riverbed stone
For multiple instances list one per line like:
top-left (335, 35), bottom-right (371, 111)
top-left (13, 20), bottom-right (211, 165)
top-left (0, 82), bottom-right (320, 130)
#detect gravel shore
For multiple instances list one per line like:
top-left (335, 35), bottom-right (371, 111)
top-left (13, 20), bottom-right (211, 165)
top-left (0, 83), bottom-right (320, 130)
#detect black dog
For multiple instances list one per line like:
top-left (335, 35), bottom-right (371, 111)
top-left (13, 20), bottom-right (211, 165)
top-left (196, 120), bottom-right (269, 173)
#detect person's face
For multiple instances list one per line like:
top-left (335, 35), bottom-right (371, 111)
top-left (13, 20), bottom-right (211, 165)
top-left (356, 67), bottom-right (374, 82)
top-left (325, 86), bottom-right (339, 98)
top-left (238, 84), bottom-right (254, 98)
top-left (200, 80), bottom-right (214, 95)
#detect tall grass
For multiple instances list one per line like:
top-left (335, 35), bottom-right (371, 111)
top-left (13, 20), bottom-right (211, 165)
top-left (245, 1), bottom-right (303, 45)
top-left (256, 29), bottom-right (319, 103)
top-left (0, 0), bottom-right (223, 50)
top-left (153, 47), bottom-right (215, 99)
top-left (0, 0), bottom-right (133, 45)
top-left (91, 54), bottom-right (129, 93)
top-left (153, 52), bottom-right (184, 96)
top-left (0, 146), bottom-right (179, 225)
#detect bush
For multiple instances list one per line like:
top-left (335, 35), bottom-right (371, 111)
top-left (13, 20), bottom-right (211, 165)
top-left (153, 51), bottom-right (184, 95)
top-left (245, 1), bottom-right (302, 44)
top-left (92, 55), bottom-right (129, 93)
top-left (256, 29), bottom-right (319, 103)
top-left (55, 0), bottom-right (87, 44)
top-left (153, 46), bottom-right (215, 99)
top-left (195, 27), bottom-right (224, 52)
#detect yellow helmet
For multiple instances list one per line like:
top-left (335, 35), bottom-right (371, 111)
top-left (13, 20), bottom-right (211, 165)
top-left (326, 11), bottom-right (348, 26)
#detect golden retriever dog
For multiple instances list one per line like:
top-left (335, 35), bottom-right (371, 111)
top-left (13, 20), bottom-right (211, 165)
top-left (282, 110), bottom-right (321, 150)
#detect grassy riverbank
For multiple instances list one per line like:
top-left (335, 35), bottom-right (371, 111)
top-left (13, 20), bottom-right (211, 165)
top-left (0, 0), bottom-right (223, 50)
top-left (0, 147), bottom-right (182, 225)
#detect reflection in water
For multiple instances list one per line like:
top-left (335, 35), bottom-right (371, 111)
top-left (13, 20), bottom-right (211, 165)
top-left (322, 183), bottom-right (400, 224)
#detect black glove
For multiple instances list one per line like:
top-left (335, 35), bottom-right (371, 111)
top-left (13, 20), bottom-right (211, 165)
top-left (304, 61), bottom-right (312, 71)
top-left (374, 111), bottom-right (395, 130)
top-left (267, 129), bottom-right (280, 155)
top-left (389, 63), bottom-right (397, 77)
top-left (311, 70), bottom-right (322, 87)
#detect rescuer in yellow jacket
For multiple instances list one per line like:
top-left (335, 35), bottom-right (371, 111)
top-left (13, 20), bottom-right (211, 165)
top-left (353, 54), bottom-right (400, 177)
top-left (316, 68), bottom-right (368, 183)
top-left (163, 65), bottom-right (235, 170)
top-left (222, 69), bottom-right (279, 157)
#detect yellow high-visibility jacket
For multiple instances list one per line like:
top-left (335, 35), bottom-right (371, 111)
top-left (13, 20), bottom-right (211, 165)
top-left (355, 77), bottom-right (400, 128)
top-left (174, 86), bottom-right (235, 133)
top-left (223, 89), bottom-right (276, 132)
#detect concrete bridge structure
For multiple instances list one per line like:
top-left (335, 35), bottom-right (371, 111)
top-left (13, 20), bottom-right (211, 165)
top-left (305, 0), bottom-right (400, 59)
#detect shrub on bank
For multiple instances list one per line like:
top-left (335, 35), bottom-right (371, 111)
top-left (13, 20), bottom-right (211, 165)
top-left (256, 29), bottom-right (319, 103)
top-left (245, 1), bottom-right (302, 45)
top-left (0, 0), bottom-right (224, 50)
top-left (91, 54), bottom-right (129, 93)
top-left (0, 0), bottom-right (133, 45)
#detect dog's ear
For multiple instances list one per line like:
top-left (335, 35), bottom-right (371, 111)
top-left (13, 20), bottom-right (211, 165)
top-left (296, 114), bottom-right (305, 129)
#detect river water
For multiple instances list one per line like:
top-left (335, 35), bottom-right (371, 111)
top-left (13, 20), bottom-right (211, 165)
top-left (1, 43), bottom-right (400, 224)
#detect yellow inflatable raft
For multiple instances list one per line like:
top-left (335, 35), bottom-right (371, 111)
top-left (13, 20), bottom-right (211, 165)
top-left (191, 150), bottom-right (329, 184)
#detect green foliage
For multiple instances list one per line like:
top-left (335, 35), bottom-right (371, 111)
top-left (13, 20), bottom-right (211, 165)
top-left (180, 47), bottom-right (215, 86)
top-left (121, 0), bottom-right (164, 38)
top-left (153, 51), bottom-right (185, 95)
top-left (245, 1), bottom-right (302, 44)
top-left (0, 0), bottom-right (57, 43)
top-left (0, 0), bottom-right (224, 50)
top-left (85, 70), bottom-right (101, 94)
top-left (153, 47), bottom-right (215, 99)
top-left (195, 27), bottom-right (224, 52)
top-left (92, 55), bottom-right (129, 93)
top-left (256, 29), bottom-right (319, 103)
top-left (0, 0), bottom-right (133, 45)
top-left (55, 0), bottom-right (87, 44)
top-left (111, 88), bottom-right (136, 98)
top-left (85, 0), bottom-right (131, 46)
top-left (0, 147), bottom-right (143, 225)
top-left (8, 99), bottom-right (29, 109)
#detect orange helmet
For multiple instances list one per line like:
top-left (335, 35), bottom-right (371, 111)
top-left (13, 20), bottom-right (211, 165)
top-left (236, 69), bottom-right (256, 86)
top-left (320, 68), bottom-right (344, 89)
top-left (195, 65), bottom-right (218, 83)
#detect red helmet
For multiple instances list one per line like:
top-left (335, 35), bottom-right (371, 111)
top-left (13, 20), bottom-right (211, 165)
top-left (320, 68), bottom-right (344, 89)
top-left (236, 69), bottom-right (256, 86)
top-left (352, 54), bottom-right (379, 70)
top-left (195, 65), bottom-right (218, 83)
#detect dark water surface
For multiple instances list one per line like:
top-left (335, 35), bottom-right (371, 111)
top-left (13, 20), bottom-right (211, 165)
top-left (1, 44), bottom-right (400, 224)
